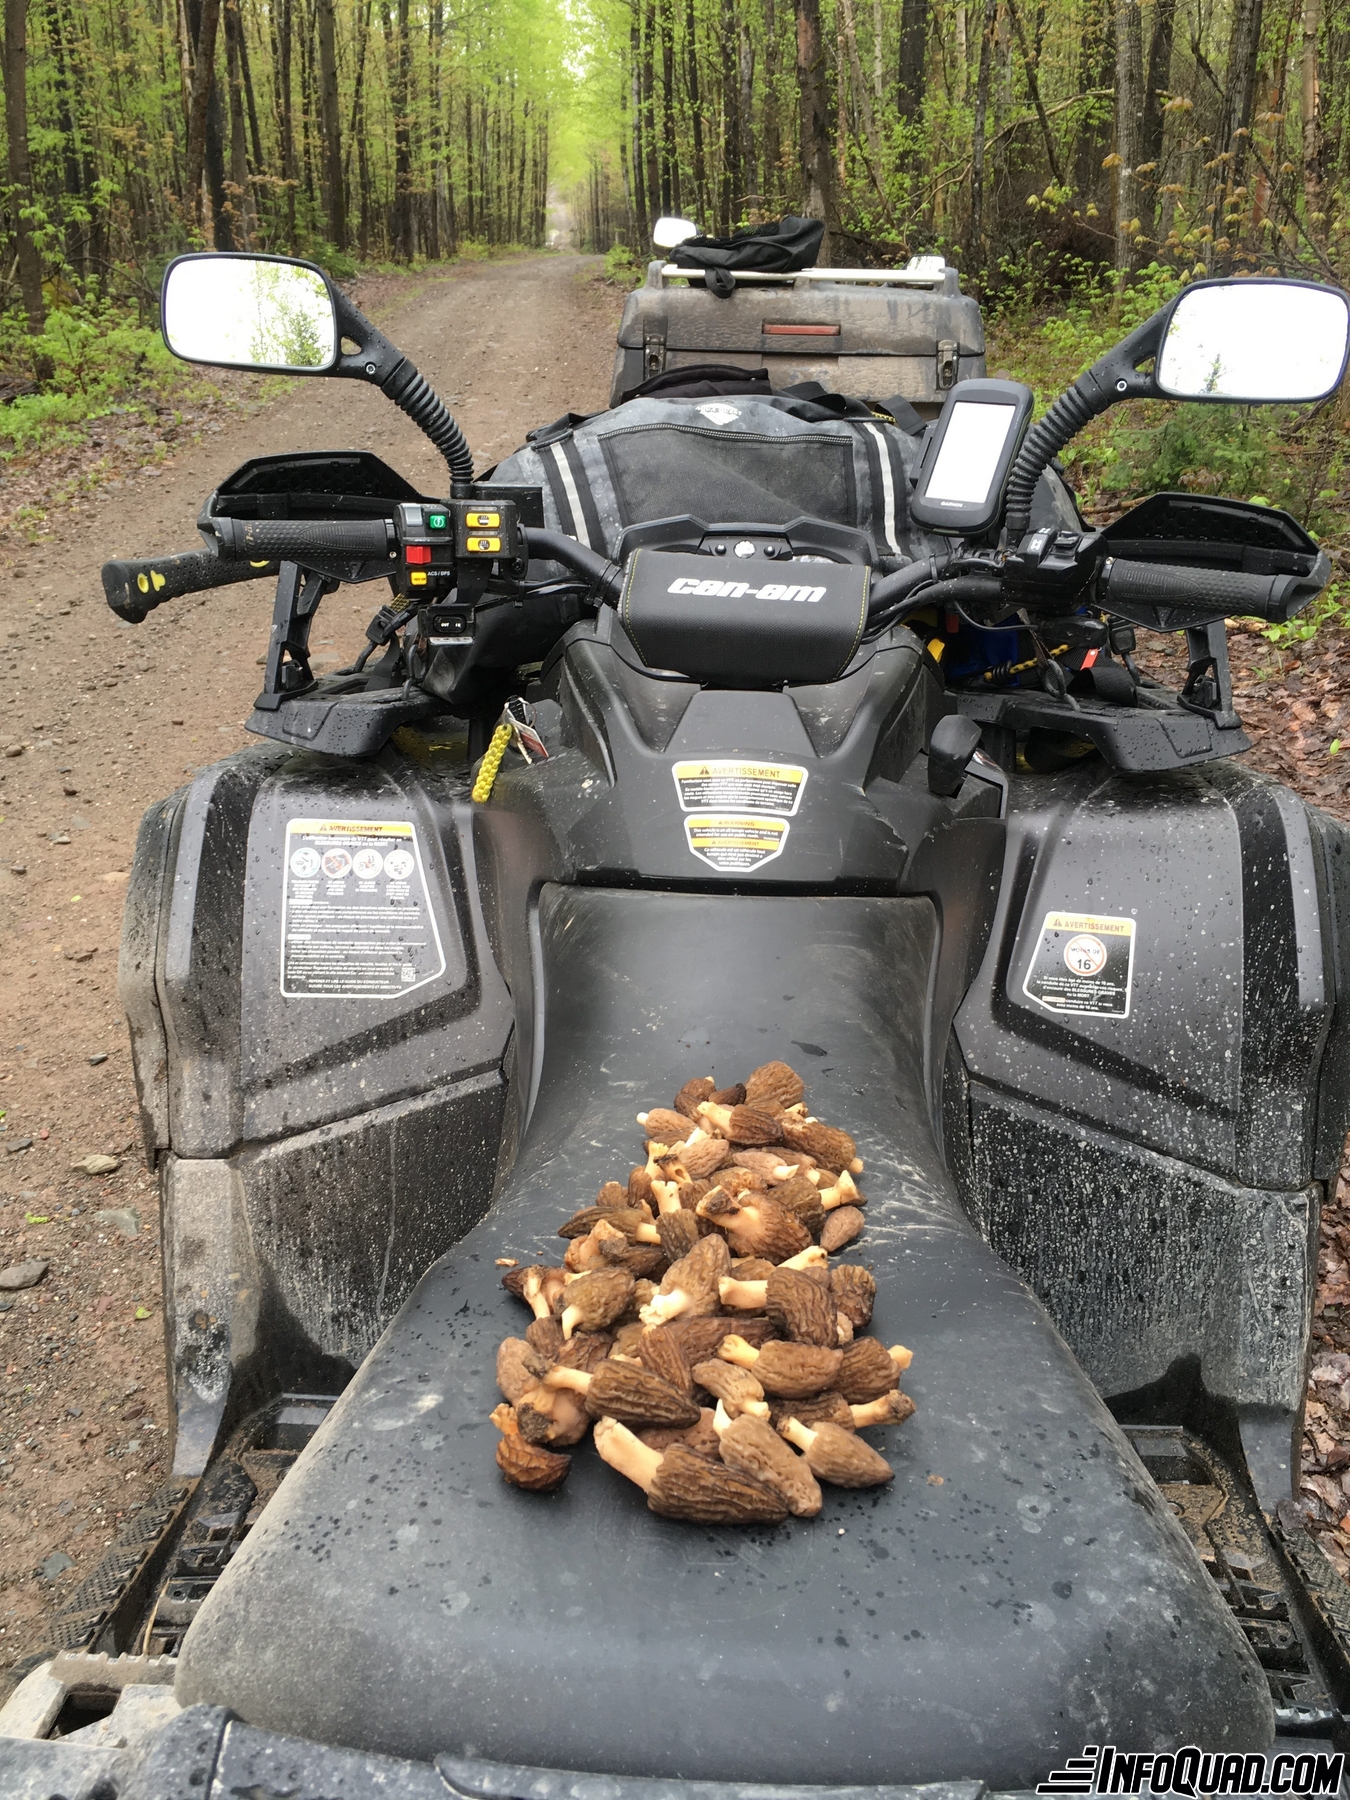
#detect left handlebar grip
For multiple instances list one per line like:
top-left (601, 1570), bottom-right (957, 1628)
top-left (102, 548), bottom-right (279, 623)
top-left (210, 517), bottom-right (394, 563)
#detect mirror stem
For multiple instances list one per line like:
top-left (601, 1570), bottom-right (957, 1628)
top-left (330, 285), bottom-right (474, 485)
top-left (1003, 307), bottom-right (1166, 541)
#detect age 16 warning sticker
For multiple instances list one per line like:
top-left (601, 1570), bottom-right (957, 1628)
top-left (281, 819), bottom-right (446, 999)
top-left (672, 760), bottom-right (808, 816)
top-left (684, 814), bottom-right (790, 872)
top-left (1022, 911), bottom-right (1137, 1019)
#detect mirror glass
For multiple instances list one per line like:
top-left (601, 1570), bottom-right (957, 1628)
top-left (162, 256), bottom-right (338, 371)
top-left (1157, 281), bottom-right (1349, 402)
top-left (653, 216), bottom-right (700, 250)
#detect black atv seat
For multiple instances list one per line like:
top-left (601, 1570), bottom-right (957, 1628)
top-left (176, 889), bottom-right (1271, 1784)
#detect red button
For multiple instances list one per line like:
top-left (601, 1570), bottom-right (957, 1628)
top-left (406, 545), bottom-right (432, 565)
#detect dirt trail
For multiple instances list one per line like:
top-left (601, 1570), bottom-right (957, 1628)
top-left (0, 252), bottom-right (620, 1674)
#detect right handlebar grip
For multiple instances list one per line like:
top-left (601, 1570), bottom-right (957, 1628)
top-left (1101, 557), bottom-right (1308, 623)
top-left (102, 547), bottom-right (279, 623)
top-left (211, 517), bottom-right (394, 563)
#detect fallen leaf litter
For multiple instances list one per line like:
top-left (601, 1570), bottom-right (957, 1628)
top-left (491, 1060), bottom-right (915, 1523)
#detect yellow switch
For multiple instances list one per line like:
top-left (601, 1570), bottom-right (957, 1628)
top-left (466, 511), bottom-right (501, 528)
top-left (410, 570), bottom-right (428, 586)
top-left (468, 536), bottom-right (501, 553)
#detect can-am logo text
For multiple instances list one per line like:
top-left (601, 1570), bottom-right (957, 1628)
top-left (666, 577), bottom-right (827, 602)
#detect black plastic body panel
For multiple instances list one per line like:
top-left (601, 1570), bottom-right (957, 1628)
top-left (176, 887), bottom-right (1272, 1783)
top-left (118, 736), bottom-right (514, 1471)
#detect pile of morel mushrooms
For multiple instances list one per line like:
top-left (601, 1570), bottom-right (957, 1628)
top-left (491, 1060), bottom-right (915, 1525)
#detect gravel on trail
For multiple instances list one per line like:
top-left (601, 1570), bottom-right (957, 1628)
top-left (4, 251), bottom-right (1350, 1668)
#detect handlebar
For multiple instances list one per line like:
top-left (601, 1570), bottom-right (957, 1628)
top-left (102, 547), bottom-right (279, 623)
top-left (1099, 557), bottom-right (1310, 623)
top-left (521, 525), bottom-right (623, 603)
top-left (209, 517), bottom-right (395, 562)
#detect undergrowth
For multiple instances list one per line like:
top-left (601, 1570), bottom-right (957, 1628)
top-left (989, 262), bottom-right (1350, 548)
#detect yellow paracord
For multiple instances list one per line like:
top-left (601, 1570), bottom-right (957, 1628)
top-left (471, 722), bottom-right (513, 803)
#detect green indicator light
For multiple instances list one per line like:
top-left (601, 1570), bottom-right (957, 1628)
top-left (427, 510), bottom-right (448, 530)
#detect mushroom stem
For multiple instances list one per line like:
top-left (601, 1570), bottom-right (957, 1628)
top-left (523, 1268), bottom-right (564, 1320)
top-left (836, 1313), bottom-right (855, 1345)
top-left (818, 1170), bottom-right (862, 1210)
top-left (718, 1334), bottom-right (760, 1370)
top-left (890, 1344), bottom-right (914, 1372)
top-left (782, 1245), bottom-right (829, 1272)
top-left (781, 1416), bottom-right (815, 1454)
top-left (543, 1367), bottom-right (591, 1395)
top-left (718, 1277), bottom-right (767, 1311)
top-left (651, 1179), bottom-right (684, 1215)
top-left (640, 1288), bottom-right (690, 1325)
top-left (850, 1390), bottom-right (916, 1428)
top-left (594, 1416), bottom-right (664, 1493)
top-left (712, 1398), bottom-right (734, 1436)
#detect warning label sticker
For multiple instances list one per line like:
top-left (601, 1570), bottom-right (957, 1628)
top-left (1022, 910), bottom-right (1136, 1019)
top-left (672, 759), bottom-right (808, 816)
top-left (684, 814), bottom-right (790, 872)
top-left (280, 818), bottom-right (446, 1000)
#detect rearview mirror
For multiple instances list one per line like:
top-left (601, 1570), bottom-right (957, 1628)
top-left (1156, 278), bottom-right (1350, 403)
top-left (653, 216), bottom-right (700, 250)
top-left (161, 253), bottom-right (339, 373)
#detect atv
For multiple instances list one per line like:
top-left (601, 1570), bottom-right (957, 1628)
top-left (4, 249), bottom-right (1350, 1800)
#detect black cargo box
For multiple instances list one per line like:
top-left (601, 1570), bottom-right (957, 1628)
top-left (610, 255), bottom-right (986, 411)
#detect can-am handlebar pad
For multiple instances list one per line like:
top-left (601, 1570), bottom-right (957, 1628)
top-left (102, 547), bottom-right (280, 623)
top-left (1101, 557), bottom-right (1308, 623)
top-left (211, 517), bottom-right (395, 562)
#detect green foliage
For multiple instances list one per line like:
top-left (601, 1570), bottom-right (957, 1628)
top-left (603, 243), bottom-right (643, 287)
top-left (0, 300), bottom-right (216, 457)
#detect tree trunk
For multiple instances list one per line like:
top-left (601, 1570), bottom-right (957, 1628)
top-left (659, 0), bottom-right (676, 212)
top-left (1112, 0), bottom-right (1143, 275)
top-left (1218, 0), bottom-right (1264, 202)
top-left (684, 0), bottom-right (705, 221)
top-left (45, 0), bottom-right (87, 272)
top-left (315, 0), bottom-right (345, 247)
top-left (968, 0), bottom-right (997, 276)
top-left (1301, 0), bottom-right (1322, 222)
top-left (223, 0), bottom-right (254, 245)
top-left (1007, 0), bottom-right (1062, 182)
top-left (278, 0), bottom-right (297, 246)
top-left (3, 0), bottom-right (44, 332)
top-left (184, 0), bottom-right (223, 231)
top-left (1136, 0), bottom-right (1174, 232)
top-left (721, 0), bottom-right (740, 229)
top-left (795, 0), bottom-right (835, 254)
top-left (897, 0), bottom-right (927, 123)
top-left (629, 6), bottom-right (648, 243)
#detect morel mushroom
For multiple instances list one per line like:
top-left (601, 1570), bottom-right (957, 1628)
top-left (836, 1336), bottom-right (911, 1402)
top-left (558, 1266), bottom-right (636, 1338)
top-left (697, 1101), bottom-right (785, 1146)
top-left (496, 1337), bottom-right (548, 1403)
top-left (769, 1390), bottom-right (857, 1432)
top-left (743, 1060), bottom-right (806, 1109)
top-left (492, 1404), bottom-right (571, 1493)
top-left (526, 1316), bottom-right (564, 1360)
top-left (515, 1380), bottom-right (591, 1448)
top-left (520, 1265), bottom-right (569, 1320)
top-left (830, 1264), bottom-right (877, 1329)
top-left (640, 1232), bottom-right (731, 1325)
top-left (718, 1334), bottom-right (844, 1398)
top-left (779, 1416), bottom-right (894, 1487)
top-left (674, 1075), bottom-right (716, 1118)
top-left (716, 1411), bottom-right (821, 1517)
top-left (690, 1359), bottom-right (770, 1421)
top-left (820, 1206), bottom-right (866, 1253)
top-left (679, 1132), bottom-right (733, 1180)
top-left (543, 1359), bottom-right (701, 1428)
top-left (639, 1408), bottom-right (721, 1456)
top-left (637, 1324), bottom-right (694, 1396)
top-left (696, 1189), bottom-right (811, 1263)
top-left (765, 1267), bottom-right (841, 1347)
top-left (638, 1107), bottom-right (697, 1143)
top-left (779, 1118), bottom-right (857, 1175)
top-left (593, 1418), bottom-right (788, 1524)
top-left (655, 1209), bottom-right (701, 1263)
top-left (818, 1170), bottom-right (865, 1211)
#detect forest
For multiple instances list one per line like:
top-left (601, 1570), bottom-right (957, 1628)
top-left (0, 0), bottom-right (1348, 343)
